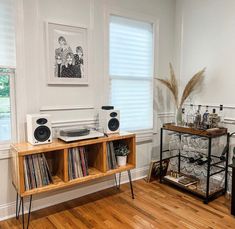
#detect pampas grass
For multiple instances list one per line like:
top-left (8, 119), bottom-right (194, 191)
top-left (156, 63), bottom-right (205, 109)
top-left (156, 63), bottom-right (179, 108)
top-left (179, 68), bottom-right (206, 107)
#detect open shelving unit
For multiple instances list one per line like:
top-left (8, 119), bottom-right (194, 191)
top-left (11, 132), bottom-right (136, 228)
top-left (160, 124), bottom-right (229, 204)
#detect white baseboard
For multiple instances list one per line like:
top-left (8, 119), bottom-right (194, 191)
top-left (0, 166), bottom-right (149, 221)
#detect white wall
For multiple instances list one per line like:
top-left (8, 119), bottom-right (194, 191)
top-left (175, 0), bottom-right (235, 106)
top-left (174, 0), bottom-right (235, 136)
top-left (0, 0), bottom-right (176, 220)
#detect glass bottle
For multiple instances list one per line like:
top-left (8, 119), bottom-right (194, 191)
top-left (182, 107), bottom-right (186, 126)
top-left (199, 105), bottom-right (203, 123)
top-left (202, 106), bottom-right (209, 129)
top-left (188, 154), bottom-right (202, 163)
top-left (218, 105), bottom-right (224, 127)
top-left (197, 156), bottom-right (210, 165)
top-left (194, 105), bottom-right (202, 129)
top-left (187, 104), bottom-right (195, 128)
top-left (208, 108), bottom-right (219, 128)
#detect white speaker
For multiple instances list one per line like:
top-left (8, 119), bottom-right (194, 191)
top-left (99, 109), bottom-right (120, 134)
top-left (27, 114), bottom-right (52, 145)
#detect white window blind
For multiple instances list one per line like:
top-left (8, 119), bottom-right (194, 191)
top-left (109, 15), bottom-right (154, 131)
top-left (0, 0), bottom-right (16, 67)
top-left (0, 0), bottom-right (16, 144)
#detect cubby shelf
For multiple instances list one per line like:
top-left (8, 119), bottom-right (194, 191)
top-left (11, 132), bottom-right (136, 197)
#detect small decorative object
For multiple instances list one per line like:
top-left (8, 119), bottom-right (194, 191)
top-left (156, 63), bottom-right (206, 126)
top-left (114, 143), bottom-right (130, 166)
top-left (146, 159), bottom-right (169, 182)
top-left (46, 22), bottom-right (88, 85)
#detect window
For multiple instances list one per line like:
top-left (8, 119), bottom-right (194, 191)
top-left (0, 68), bottom-right (15, 143)
top-left (0, 0), bottom-right (16, 144)
top-left (109, 15), bottom-right (154, 131)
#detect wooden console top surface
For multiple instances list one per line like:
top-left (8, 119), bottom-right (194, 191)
top-left (11, 132), bottom-right (135, 155)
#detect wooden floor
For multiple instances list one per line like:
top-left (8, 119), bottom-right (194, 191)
top-left (0, 179), bottom-right (235, 228)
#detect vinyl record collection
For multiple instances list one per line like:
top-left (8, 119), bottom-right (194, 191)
top-left (107, 141), bottom-right (117, 170)
top-left (68, 147), bottom-right (89, 180)
top-left (24, 154), bottom-right (53, 191)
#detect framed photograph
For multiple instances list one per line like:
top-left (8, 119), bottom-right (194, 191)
top-left (46, 22), bottom-right (88, 85)
top-left (146, 159), bottom-right (169, 182)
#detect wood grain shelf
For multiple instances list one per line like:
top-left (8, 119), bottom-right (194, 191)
top-left (106, 164), bottom-right (135, 175)
top-left (162, 175), bottom-right (225, 199)
top-left (163, 123), bottom-right (227, 137)
top-left (20, 164), bottom-right (136, 197)
top-left (11, 132), bottom-right (135, 156)
top-left (11, 132), bottom-right (136, 197)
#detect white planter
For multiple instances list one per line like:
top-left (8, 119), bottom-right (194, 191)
top-left (117, 155), bottom-right (127, 166)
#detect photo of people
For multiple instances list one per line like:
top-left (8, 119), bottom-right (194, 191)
top-left (54, 36), bottom-right (84, 78)
top-left (47, 22), bottom-right (88, 84)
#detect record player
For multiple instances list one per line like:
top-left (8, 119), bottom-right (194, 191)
top-left (58, 127), bottom-right (104, 142)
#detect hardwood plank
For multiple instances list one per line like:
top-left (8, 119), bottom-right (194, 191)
top-left (1, 179), bottom-right (235, 228)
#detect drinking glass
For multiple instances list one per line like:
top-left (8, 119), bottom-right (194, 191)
top-left (181, 134), bottom-right (190, 154)
top-left (198, 137), bottom-right (208, 155)
top-left (169, 157), bottom-right (178, 172)
top-left (198, 171), bottom-right (207, 194)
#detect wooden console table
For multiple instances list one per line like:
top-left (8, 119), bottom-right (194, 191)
top-left (11, 132), bottom-right (136, 229)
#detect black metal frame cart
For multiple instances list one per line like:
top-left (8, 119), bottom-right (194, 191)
top-left (228, 163), bottom-right (235, 215)
top-left (160, 124), bottom-right (229, 204)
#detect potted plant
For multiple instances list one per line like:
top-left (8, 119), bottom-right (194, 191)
top-left (114, 143), bottom-right (130, 166)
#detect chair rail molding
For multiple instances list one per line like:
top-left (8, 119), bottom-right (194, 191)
top-left (157, 112), bottom-right (175, 118)
top-left (40, 105), bottom-right (94, 112)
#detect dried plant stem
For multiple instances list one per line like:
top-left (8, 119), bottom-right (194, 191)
top-left (156, 63), bottom-right (179, 108)
top-left (179, 68), bottom-right (206, 107)
top-left (156, 63), bottom-right (205, 109)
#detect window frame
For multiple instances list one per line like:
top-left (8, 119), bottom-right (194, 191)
top-left (105, 8), bottom-right (159, 133)
top-left (0, 66), bottom-right (17, 150)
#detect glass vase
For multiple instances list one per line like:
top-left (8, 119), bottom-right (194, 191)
top-left (175, 107), bottom-right (183, 126)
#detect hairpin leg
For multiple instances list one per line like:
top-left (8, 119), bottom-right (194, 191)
top-left (18, 195), bottom-right (32, 229)
top-left (16, 193), bottom-right (18, 219)
top-left (27, 195), bottom-right (32, 229)
top-left (114, 174), bottom-right (118, 189)
top-left (16, 192), bottom-right (22, 219)
top-left (118, 172), bottom-right (121, 189)
top-left (114, 172), bottom-right (122, 189)
top-left (128, 170), bottom-right (134, 199)
top-left (21, 197), bottom-right (24, 229)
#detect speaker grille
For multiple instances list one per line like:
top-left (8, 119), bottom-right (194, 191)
top-left (108, 118), bottom-right (119, 131)
top-left (34, 126), bottom-right (51, 142)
